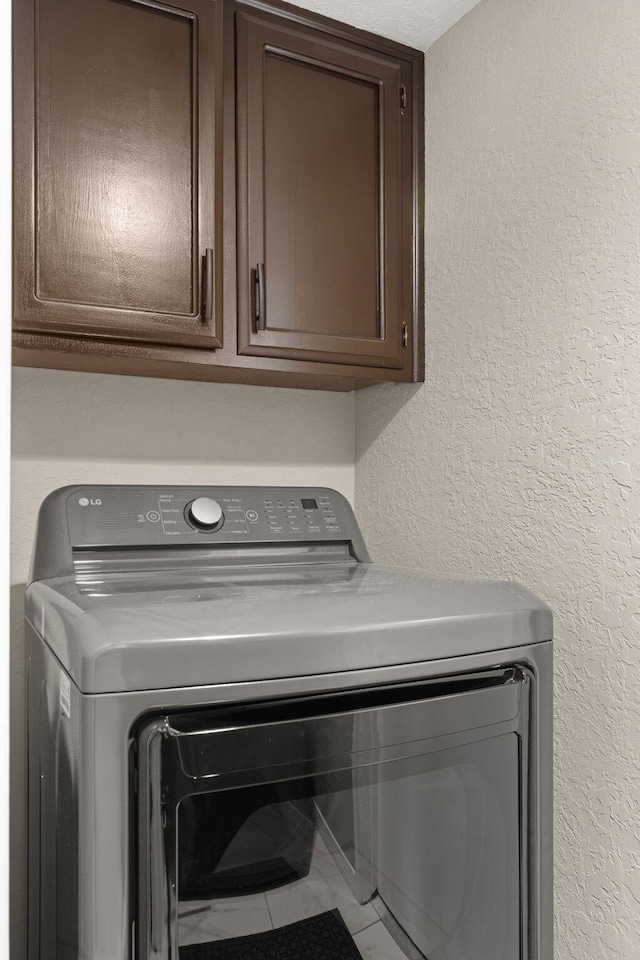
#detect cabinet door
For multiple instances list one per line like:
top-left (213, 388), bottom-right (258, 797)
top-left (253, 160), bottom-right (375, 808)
top-left (236, 8), bottom-right (409, 369)
top-left (14, 0), bottom-right (222, 348)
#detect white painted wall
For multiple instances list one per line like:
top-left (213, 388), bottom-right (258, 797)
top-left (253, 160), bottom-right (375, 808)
top-left (356, 0), bottom-right (640, 957)
top-left (288, 0), bottom-right (482, 51)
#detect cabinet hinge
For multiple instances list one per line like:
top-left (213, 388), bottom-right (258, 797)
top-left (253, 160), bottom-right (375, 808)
top-left (402, 323), bottom-right (408, 348)
top-left (400, 83), bottom-right (407, 115)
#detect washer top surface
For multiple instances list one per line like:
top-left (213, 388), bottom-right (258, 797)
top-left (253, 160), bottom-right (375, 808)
top-left (26, 485), bottom-right (553, 694)
top-left (27, 564), bottom-right (553, 694)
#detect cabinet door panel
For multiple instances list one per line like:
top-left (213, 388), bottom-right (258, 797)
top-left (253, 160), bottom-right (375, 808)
top-left (14, 0), bottom-right (222, 348)
top-left (236, 10), bottom-right (405, 369)
top-left (264, 53), bottom-right (379, 340)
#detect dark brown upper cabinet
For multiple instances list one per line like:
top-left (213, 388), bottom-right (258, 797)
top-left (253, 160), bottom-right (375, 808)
top-left (235, 5), bottom-right (412, 371)
top-left (13, 0), bottom-right (424, 391)
top-left (14, 0), bottom-right (224, 349)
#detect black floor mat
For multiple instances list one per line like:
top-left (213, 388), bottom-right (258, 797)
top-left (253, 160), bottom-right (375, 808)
top-left (180, 908), bottom-right (362, 960)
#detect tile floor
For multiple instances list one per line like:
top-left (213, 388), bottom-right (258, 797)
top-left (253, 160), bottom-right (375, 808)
top-left (178, 832), bottom-right (407, 960)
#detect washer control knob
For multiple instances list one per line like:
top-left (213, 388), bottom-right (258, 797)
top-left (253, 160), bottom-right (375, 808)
top-left (186, 497), bottom-right (224, 532)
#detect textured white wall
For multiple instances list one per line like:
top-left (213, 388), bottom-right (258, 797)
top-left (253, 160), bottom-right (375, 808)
top-left (355, 0), bottom-right (640, 957)
top-left (289, 0), bottom-right (481, 50)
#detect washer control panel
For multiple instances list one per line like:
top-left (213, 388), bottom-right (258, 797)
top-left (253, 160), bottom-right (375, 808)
top-left (64, 486), bottom-right (353, 547)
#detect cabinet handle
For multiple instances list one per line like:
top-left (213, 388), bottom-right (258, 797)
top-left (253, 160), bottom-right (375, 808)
top-left (255, 262), bottom-right (266, 332)
top-left (203, 248), bottom-right (213, 321)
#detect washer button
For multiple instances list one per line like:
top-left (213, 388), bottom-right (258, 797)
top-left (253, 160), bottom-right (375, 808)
top-left (146, 511), bottom-right (161, 522)
top-left (186, 498), bottom-right (224, 532)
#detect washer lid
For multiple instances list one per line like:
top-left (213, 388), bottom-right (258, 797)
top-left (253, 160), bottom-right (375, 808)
top-left (26, 563), bottom-right (553, 694)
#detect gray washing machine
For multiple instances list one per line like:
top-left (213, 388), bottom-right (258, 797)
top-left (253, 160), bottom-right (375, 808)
top-left (26, 485), bottom-right (553, 960)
